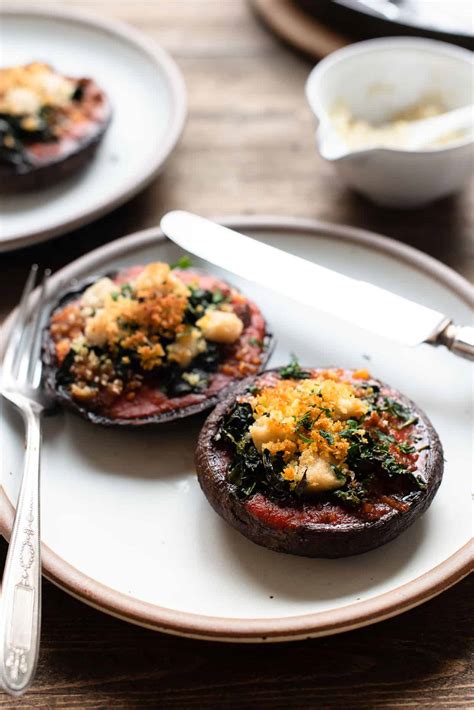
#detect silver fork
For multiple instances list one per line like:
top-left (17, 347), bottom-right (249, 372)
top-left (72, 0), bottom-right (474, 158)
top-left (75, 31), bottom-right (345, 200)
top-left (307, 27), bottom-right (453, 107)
top-left (0, 264), bottom-right (52, 696)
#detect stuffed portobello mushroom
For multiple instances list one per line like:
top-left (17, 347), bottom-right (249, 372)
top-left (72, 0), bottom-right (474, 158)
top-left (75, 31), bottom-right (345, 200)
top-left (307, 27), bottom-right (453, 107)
top-left (195, 363), bottom-right (443, 558)
top-left (42, 260), bottom-right (273, 425)
top-left (0, 62), bottom-right (111, 192)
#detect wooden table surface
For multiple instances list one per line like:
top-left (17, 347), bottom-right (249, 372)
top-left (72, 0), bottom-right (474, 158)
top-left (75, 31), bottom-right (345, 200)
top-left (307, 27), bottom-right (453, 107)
top-left (1, 1), bottom-right (472, 707)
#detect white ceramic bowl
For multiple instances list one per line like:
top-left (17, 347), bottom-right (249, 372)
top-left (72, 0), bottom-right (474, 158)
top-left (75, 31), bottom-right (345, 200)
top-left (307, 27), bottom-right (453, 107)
top-left (306, 38), bottom-right (474, 209)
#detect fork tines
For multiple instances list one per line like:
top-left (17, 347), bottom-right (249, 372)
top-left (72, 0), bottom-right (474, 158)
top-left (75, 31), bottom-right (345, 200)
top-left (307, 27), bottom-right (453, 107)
top-left (2, 265), bottom-right (51, 393)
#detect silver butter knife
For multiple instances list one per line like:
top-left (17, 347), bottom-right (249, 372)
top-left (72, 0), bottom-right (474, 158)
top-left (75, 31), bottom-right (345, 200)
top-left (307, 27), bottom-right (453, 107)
top-left (160, 211), bottom-right (474, 361)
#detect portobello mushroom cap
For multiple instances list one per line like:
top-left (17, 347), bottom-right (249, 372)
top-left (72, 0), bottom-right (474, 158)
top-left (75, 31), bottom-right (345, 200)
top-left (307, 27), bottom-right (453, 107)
top-left (195, 369), bottom-right (444, 558)
top-left (42, 268), bottom-right (274, 426)
top-left (0, 77), bottom-right (111, 194)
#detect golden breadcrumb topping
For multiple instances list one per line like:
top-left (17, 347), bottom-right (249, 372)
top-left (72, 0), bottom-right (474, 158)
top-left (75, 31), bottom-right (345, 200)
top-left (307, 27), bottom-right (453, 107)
top-left (82, 263), bottom-right (191, 367)
top-left (244, 371), bottom-right (370, 490)
top-left (0, 63), bottom-right (76, 117)
top-left (50, 262), bottom-right (252, 405)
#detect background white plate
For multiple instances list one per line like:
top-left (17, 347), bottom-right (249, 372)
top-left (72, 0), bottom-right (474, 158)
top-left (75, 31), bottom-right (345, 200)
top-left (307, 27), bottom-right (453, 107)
top-left (1, 218), bottom-right (472, 641)
top-left (0, 6), bottom-right (186, 252)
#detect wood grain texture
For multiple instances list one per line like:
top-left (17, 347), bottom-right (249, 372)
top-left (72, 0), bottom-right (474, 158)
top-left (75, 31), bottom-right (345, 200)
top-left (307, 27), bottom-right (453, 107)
top-left (1, 530), bottom-right (472, 708)
top-left (1, 0), bottom-right (472, 324)
top-left (0, 1), bottom-right (472, 706)
top-left (252, 0), bottom-right (349, 58)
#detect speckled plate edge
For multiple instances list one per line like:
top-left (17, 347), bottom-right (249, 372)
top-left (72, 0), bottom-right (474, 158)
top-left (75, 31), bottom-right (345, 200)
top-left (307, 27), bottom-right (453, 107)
top-left (0, 216), bottom-right (472, 642)
top-left (0, 4), bottom-right (187, 252)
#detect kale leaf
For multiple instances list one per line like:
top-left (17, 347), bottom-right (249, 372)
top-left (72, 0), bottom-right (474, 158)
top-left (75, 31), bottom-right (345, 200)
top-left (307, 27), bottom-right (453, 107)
top-left (378, 397), bottom-right (411, 422)
top-left (262, 450), bottom-right (291, 499)
top-left (333, 486), bottom-right (365, 507)
top-left (218, 389), bottom-right (425, 509)
top-left (165, 367), bottom-right (210, 397)
top-left (220, 403), bottom-right (254, 447)
top-left (56, 348), bottom-right (76, 386)
top-left (319, 429), bottom-right (334, 445)
top-left (184, 288), bottom-right (218, 325)
top-left (193, 342), bottom-right (220, 372)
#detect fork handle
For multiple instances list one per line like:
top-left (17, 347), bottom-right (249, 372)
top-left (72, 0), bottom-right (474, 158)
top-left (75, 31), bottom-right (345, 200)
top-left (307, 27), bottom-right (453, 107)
top-left (0, 406), bottom-right (41, 696)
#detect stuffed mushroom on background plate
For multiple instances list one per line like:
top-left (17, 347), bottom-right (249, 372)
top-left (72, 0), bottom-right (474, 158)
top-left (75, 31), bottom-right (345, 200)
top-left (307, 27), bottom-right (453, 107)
top-left (0, 218), bottom-right (471, 641)
top-left (0, 6), bottom-right (186, 251)
top-left (0, 62), bottom-right (111, 193)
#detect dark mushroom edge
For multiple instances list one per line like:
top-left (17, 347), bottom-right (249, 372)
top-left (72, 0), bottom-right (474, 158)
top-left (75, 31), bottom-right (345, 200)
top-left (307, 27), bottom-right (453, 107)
top-left (195, 363), bottom-right (443, 558)
top-left (42, 261), bottom-right (274, 426)
top-left (0, 63), bottom-right (111, 193)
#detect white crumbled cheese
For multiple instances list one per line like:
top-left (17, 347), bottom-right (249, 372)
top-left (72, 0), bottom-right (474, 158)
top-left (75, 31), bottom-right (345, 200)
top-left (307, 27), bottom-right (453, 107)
top-left (35, 70), bottom-right (75, 108)
top-left (81, 278), bottom-right (117, 310)
top-left (196, 308), bottom-right (243, 344)
top-left (2, 87), bottom-right (41, 115)
top-left (84, 310), bottom-right (110, 347)
top-left (0, 63), bottom-right (76, 116)
top-left (167, 328), bottom-right (206, 368)
top-left (182, 372), bottom-right (201, 387)
top-left (293, 450), bottom-right (343, 492)
top-left (133, 262), bottom-right (190, 299)
top-left (250, 414), bottom-right (289, 453)
top-left (318, 379), bottom-right (368, 421)
top-left (334, 395), bottom-right (365, 420)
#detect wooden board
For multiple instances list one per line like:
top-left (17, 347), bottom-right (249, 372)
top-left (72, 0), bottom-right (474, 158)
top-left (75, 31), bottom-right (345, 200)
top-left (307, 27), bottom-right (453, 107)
top-left (252, 0), bottom-right (349, 59)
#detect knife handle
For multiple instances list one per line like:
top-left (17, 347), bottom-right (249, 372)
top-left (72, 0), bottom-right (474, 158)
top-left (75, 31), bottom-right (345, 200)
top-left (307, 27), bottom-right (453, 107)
top-left (436, 323), bottom-right (474, 361)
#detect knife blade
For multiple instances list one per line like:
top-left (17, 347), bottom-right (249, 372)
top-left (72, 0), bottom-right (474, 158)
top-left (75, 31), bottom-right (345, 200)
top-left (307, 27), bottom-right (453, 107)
top-left (160, 211), bottom-right (474, 360)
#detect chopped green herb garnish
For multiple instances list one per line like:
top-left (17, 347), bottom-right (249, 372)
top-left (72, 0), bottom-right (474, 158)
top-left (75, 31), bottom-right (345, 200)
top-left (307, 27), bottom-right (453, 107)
top-left (279, 355), bottom-right (310, 380)
top-left (333, 487), bottom-right (365, 507)
top-left (398, 441), bottom-right (416, 454)
top-left (170, 255), bottom-right (193, 270)
top-left (121, 283), bottom-right (133, 298)
top-left (398, 416), bottom-right (418, 430)
top-left (340, 419), bottom-right (360, 437)
top-left (345, 419), bottom-right (359, 429)
top-left (294, 411), bottom-right (313, 443)
top-left (319, 430), bottom-right (334, 445)
top-left (295, 411), bottom-right (313, 430)
top-left (378, 397), bottom-right (410, 420)
top-left (374, 430), bottom-right (396, 445)
top-left (211, 289), bottom-right (229, 305)
top-left (314, 406), bottom-right (332, 421)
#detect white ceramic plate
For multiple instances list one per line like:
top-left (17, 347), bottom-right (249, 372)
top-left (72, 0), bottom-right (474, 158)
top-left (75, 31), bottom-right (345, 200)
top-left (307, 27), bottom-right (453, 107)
top-left (0, 6), bottom-right (186, 252)
top-left (1, 217), bottom-right (472, 642)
